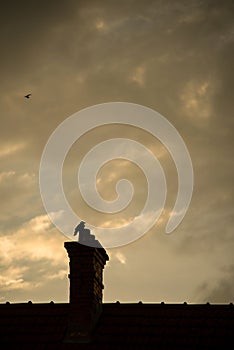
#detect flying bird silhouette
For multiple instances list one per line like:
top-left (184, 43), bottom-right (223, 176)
top-left (24, 94), bottom-right (31, 99)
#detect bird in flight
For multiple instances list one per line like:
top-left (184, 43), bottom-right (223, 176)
top-left (24, 93), bottom-right (31, 99)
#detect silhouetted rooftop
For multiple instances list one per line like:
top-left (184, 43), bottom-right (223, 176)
top-left (0, 302), bottom-right (234, 349)
top-left (1, 240), bottom-right (233, 348)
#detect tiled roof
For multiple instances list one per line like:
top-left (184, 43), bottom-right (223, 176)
top-left (95, 303), bottom-right (234, 349)
top-left (0, 302), bottom-right (68, 348)
top-left (0, 302), bottom-right (234, 349)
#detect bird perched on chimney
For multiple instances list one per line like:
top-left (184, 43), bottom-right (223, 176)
top-left (74, 221), bottom-right (98, 244)
top-left (24, 93), bottom-right (31, 99)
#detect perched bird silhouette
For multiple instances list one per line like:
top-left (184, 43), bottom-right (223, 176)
top-left (24, 93), bottom-right (31, 99)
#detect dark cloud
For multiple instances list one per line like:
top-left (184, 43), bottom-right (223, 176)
top-left (196, 265), bottom-right (234, 303)
top-left (0, 1), bottom-right (78, 76)
top-left (207, 280), bottom-right (234, 304)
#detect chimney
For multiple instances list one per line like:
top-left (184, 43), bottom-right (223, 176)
top-left (64, 229), bottom-right (109, 343)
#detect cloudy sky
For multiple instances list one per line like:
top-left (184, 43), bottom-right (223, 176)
top-left (0, 0), bottom-right (233, 304)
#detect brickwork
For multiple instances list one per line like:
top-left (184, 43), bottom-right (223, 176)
top-left (64, 241), bottom-right (109, 342)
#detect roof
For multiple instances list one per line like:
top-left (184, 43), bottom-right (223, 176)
top-left (0, 302), bottom-right (234, 349)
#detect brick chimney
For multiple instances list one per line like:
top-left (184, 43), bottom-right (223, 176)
top-left (64, 230), bottom-right (109, 343)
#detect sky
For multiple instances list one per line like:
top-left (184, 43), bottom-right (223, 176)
top-left (0, 0), bottom-right (233, 304)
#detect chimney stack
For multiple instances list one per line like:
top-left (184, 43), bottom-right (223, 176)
top-left (64, 230), bottom-right (109, 343)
